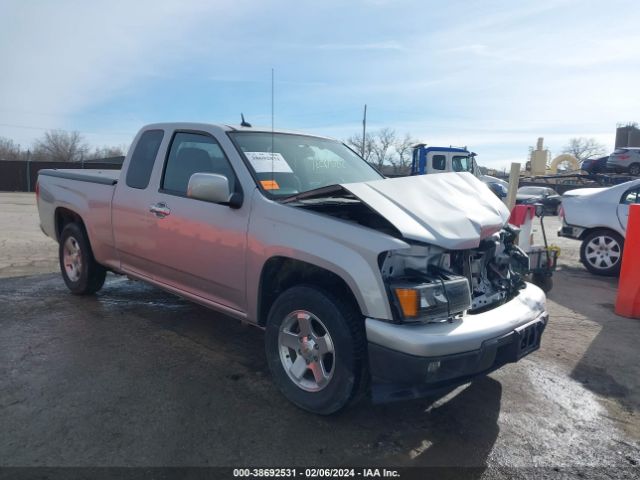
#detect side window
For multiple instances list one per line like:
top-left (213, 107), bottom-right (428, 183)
top-left (452, 155), bottom-right (471, 172)
top-left (126, 129), bottom-right (164, 189)
top-left (162, 132), bottom-right (235, 196)
top-left (621, 189), bottom-right (638, 204)
top-left (432, 154), bottom-right (446, 170)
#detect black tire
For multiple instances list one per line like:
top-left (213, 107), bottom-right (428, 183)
top-left (264, 285), bottom-right (367, 415)
top-left (629, 163), bottom-right (640, 176)
top-left (59, 223), bottom-right (106, 295)
top-left (531, 274), bottom-right (553, 293)
top-left (579, 229), bottom-right (624, 277)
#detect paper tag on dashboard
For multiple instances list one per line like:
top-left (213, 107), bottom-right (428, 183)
top-left (244, 152), bottom-right (293, 173)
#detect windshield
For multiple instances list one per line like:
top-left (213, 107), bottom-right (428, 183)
top-left (229, 132), bottom-right (383, 197)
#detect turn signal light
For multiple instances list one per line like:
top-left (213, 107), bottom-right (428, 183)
top-left (395, 288), bottom-right (418, 318)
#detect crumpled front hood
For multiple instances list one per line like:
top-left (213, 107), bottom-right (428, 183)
top-left (341, 172), bottom-right (510, 249)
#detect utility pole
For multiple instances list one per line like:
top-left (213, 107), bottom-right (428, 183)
top-left (361, 104), bottom-right (367, 159)
top-left (26, 149), bottom-right (31, 192)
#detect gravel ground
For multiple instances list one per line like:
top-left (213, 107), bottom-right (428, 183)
top-left (0, 193), bottom-right (639, 478)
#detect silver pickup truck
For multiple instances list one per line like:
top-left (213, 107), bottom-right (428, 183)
top-left (37, 123), bottom-right (547, 414)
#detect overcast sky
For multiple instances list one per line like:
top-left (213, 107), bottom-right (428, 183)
top-left (1, 0), bottom-right (638, 168)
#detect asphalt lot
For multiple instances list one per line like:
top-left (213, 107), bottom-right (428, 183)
top-left (1, 192), bottom-right (639, 477)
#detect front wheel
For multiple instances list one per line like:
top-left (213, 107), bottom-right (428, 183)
top-left (580, 229), bottom-right (624, 276)
top-left (59, 223), bottom-right (106, 294)
top-left (264, 285), bottom-right (367, 415)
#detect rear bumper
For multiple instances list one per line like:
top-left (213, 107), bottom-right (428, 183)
top-left (558, 224), bottom-right (584, 239)
top-left (365, 282), bottom-right (548, 402)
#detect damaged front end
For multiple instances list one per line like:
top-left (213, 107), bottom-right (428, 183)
top-left (380, 226), bottom-right (529, 324)
top-left (285, 174), bottom-right (531, 322)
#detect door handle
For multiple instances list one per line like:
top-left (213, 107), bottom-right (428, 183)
top-left (149, 202), bottom-right (171, 218)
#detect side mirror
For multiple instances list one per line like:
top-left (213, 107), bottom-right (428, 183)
top-left (187, 173), bottom-right (242, 208)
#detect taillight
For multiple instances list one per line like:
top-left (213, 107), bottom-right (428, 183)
top-left (558, 205), bottom-right (564, 220)
top-left (35, 180), bottom-right (40, 200)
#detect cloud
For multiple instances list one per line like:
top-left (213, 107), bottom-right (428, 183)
top-left (316, 41), bottom-right (403, 51)
top-left (0, 0), bottom-right (245, 144)
top-left (0, 0), bottom-right (638, 168)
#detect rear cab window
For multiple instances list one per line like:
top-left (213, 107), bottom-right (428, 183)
top-left (126, 129), bottom-right (164, 189)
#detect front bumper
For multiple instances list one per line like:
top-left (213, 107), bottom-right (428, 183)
top-left (366, 282), bottom-right (548, 403)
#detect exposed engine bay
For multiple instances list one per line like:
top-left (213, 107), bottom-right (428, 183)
top-left (379, 227), bottom-right (528, 319)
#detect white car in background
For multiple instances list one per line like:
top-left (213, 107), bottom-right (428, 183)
top-left (559, 179), bottom-right (640, 276)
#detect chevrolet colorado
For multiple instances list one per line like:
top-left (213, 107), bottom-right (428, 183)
top-left (37, 123), bottom-right (547, 414)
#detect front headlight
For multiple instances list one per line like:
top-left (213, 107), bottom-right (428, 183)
top-left (391, 274), bottom-right (471, 323)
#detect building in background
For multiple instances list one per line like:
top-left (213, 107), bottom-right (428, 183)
top-left (615, 123), bottom-right (640, 148)
top-left (529, 138), bottom-right (550, 176)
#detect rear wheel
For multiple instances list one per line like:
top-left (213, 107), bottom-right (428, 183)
top-left (580, 229), bottom-right (624, 276)
top-left (59, 223), bottom-right (106, 294)
top-left (629, 163), bottom-right (640, 176)
top-left (264, 285), bottom-right (367, 415)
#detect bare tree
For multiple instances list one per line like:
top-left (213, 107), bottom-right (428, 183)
top-left (390, 132), bottom-right (416, 173)
top-left (0, 137), bottom-right (22, 161)
top-left (346, 132), bottom-right (375, 162)
top-left (86, 145), bottom-right (126, 160)
top-left (562, 137), bottom-right (606, 161)
top-left (370, 128), bottom-right (397, 170)
top-left (32, 130), bottom-right (89, 162)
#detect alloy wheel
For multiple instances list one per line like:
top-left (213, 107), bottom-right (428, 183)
top-left (584, 235), bottom-right (621, 270)
top-left (63, 236), bottom-right (82, 282)
top-left (278, 310), bottom-right (335, 392)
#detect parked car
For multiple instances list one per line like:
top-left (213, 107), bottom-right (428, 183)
top-left (559, 179), bottom-right (640, 275)
top-left (36, 122), bottom-right (548, 414)
top-left (607, 147), bottom-right (640, 176)
top-left (516, 186), bottom-right (562, 215)
top-left (485, 181), bottom-right (508, 199)
top-left (580, 156), bottom-right (609, 174)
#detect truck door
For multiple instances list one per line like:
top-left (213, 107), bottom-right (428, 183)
top-left (112, 129), bottom-right (166, 277)
top-left (617, 188), bottom-right (639, 232)
top-left (149, 131), bottom-right (249, 313)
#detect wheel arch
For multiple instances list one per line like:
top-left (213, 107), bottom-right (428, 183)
top-left (257, 256), bottom-right (363, 327)
top-left (578, 225), bottom-right (624, 240)
top-left (54, 207), bottom-right (87, 241)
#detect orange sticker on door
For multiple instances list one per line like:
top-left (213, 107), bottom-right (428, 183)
top-left (260, 179), bottom-right (280, 190)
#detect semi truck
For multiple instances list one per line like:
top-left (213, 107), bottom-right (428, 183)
top-left (410, 144), bottom-right (481, 176)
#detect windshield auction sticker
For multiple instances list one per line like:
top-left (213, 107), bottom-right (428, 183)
top-left (244, 152), bottom-right (293, 173)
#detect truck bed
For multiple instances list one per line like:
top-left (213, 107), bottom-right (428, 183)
top-left (37, 168), bottom-right (121, 271)
top-left (38, 169), bottom-right (120, 186)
